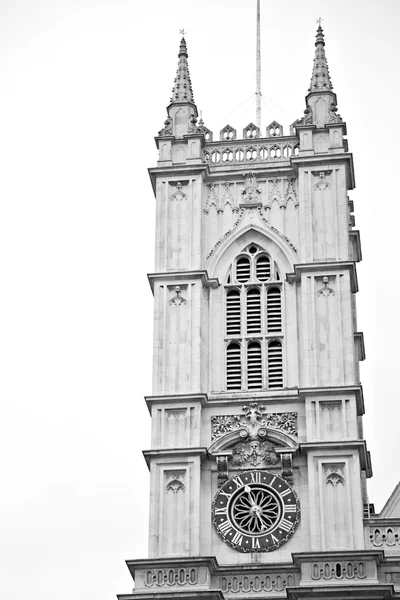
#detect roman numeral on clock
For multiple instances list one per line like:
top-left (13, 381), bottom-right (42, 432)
top-left (252, 537), bottom-right (260, 549)
top-left (219, 489), bottom-right (233, 499)
top-left (214, 506), bottom-right (227, 515)
top-left (280, 488), bottom-right (291, 498)
top-left (219, 520), bottom-right (232, 534)
top-left (279, 518), bottom-right (293, 532)
top-left (285, 504), bottom-right (297, 512)
top-left (232, 476), bottom-right (244, 489)
top-left (232, 532), bottom-right (244, 545)
top-left (250, 471), bottom-right (261, 483)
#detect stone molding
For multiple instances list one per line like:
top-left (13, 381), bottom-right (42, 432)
top-left (300, 385), bottom-right (365, 416)
top-left (148, 270), bottom-right (219, 294)
top-left (142, 447), bottom-right (207, 468)
top-left (300, 440), bottom-right (372, 476)
top-left (286, 261), bottom-right (358, 293)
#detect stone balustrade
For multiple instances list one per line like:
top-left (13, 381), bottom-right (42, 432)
top-left (203, 137), bottom-right (299, 167)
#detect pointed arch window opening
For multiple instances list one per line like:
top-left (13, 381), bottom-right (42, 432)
top-left (224, 244), bottom-right (284, 391)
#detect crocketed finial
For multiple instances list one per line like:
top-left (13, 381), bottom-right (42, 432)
top-left (308, 20), bottom-right (333, 92)
top-left (170, 36), bottom-right (195, 103)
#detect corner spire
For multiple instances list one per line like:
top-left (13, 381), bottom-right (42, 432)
top-left (170, 37), bottom-right (195, 104)
top-left (308, 23), bottom-right (333, 93)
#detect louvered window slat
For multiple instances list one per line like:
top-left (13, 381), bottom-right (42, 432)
top-left (268, 340), bottom-right (283, 389)
top-left (247, 341), bottom-right (262, 389)
top-left (225, 246), bottom-right (284, 392)
top-left (236, 257), bottom-right (250, 283)
top-left (246, 288), bottom-right (261, 334)
top-left (227, 342), bottom-right (242, 390)
top-left (256, 255), bottom-right (271, 281)
top-left (267, 287), bottom-right (282, 332)
top-left (226, 290), bottom-right (241, 335)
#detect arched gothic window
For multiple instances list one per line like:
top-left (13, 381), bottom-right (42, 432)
top-left (225, 244), bottom-right (284, 391)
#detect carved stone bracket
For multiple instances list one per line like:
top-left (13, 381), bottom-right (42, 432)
top-left (317, 276), bottom-right (335, 297)
top-left (241, 172), bottom-right (262, 205)
top-left (216, 455), bottom-right (230, 488)
top-left (281, 452), bottom-right (294, 485)
top-left (312, 170), bottom-right (332, 191)
top-left (169, 286), bottom-right (187, 306)
top-left (170, 181), bottom-right (188, 201)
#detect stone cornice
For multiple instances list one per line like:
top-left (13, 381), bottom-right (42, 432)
top-left (126, 556), bottom-right (219, 580)
top-left (299, 385), bottom-right (365, 416)
top-left (349, 230), bottom-right (362, 262)
top-left (207, 388), bottom-right (300, 405)
top-left (286, 261), bottom-right (358, 293)
top-left (148, 164), bottom-right (209, 194)
top-left (300, 440), bottom-right (372, 477)
top-left (144, 386), bottom-right (365, 415)
top-left (147, 271), bottom-right (219, 293)
top-left (118, 593), bottom-right (224, 600)
top-left (365, 516), bottom-right (400, 527)
top-left (287, 585), bottom-right (395, 600)
top-left (145, 393), bottom-right (208, 414)
top-left (142, 447), bottom-right (207, 468)
top-left (291, 151), bottom-right (355, 190)
top-left (292, 550), bottom-right (385, 566)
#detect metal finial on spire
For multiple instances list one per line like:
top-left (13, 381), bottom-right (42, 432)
top-left (316, 16), bottom-right (323, 27)
top-left (256, 0), bottom-right (261, 131)
top-left (179, 29), bottom-right (187, 36)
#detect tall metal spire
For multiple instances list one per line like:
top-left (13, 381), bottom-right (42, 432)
top-left (256, 0), bottom-right (261, 130)
top-left (170, 37), bottom-right (195, 103)
top-left (308, 20), bottom-right (333, 93)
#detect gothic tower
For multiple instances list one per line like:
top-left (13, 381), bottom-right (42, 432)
top-left (118, 25), bottom-right (400, 600)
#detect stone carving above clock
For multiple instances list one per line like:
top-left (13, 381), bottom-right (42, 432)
top-left (211, 403), bottom-right (298, 442)
top-left (231, 440), bottom-right (279, 467)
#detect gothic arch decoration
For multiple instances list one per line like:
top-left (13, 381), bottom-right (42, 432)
top-left (220, 124), bottom-right (237, 141)
top-left (166, 479), bottom-right (185, 494)
top-left (206, 222), bottom-right (297, 276)
top-left (284, 178), bottom-right (299, 207)
top-left (204, 183), bottom-right (221, 214)
top-left (266, 120), bottom-right (283, 138)
top-left (265, 179), bottom-right (283, 208)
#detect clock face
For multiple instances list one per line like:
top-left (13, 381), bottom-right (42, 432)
top-left (212, 470), bottom-right (300, 552)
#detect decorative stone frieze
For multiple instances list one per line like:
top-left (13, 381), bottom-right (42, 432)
top-left (369, 524), bottom-right (400, 553)
top-left (219, 572), bottom-right (295, 594)
top-left (211, 403), bottom-right (298, 441)
top-left (293, 551), bottom-right (383, 587)
top-left (144, 567), bottom-right (198, 587)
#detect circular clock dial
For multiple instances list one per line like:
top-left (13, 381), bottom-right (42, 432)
top-left (212, 470), bottom-right (300, 552)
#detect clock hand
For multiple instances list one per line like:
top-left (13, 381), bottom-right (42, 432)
top-left (244, 485), bottom-right (257, 506)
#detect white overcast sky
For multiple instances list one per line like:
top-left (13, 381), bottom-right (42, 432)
top-left (1, 1), bottom-right (399, 599)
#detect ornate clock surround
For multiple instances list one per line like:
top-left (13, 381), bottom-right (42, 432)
top-left (212, 469), bottom-right (300, 552)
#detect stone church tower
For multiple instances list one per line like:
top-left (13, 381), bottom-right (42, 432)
top-left (118, 25), bottom-right (400, 600)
